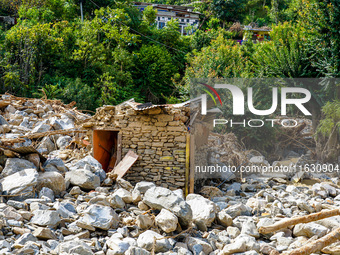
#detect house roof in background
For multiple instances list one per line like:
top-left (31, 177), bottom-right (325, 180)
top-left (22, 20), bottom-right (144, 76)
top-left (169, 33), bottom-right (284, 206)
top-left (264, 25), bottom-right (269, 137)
top-left (133, 2), bottom-right (202, 15)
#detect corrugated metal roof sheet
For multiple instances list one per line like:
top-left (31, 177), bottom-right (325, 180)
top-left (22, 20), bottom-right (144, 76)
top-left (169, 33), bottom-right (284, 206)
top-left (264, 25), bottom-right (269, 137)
top-left (121, 99), bottom-right (190, 111)
top-left (133, 104), bottom-right (167, 111)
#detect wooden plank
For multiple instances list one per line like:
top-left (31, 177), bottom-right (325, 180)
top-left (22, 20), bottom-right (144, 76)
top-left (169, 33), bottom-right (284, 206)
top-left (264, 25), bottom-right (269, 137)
top-left (189, 134), bottom-right (195, 193)
top-left (113, 150), bottom-right (139, 178)
top-left (185, 134), bottom-right (190, 197)
top-left (116, 132), bottom-right (122, 166)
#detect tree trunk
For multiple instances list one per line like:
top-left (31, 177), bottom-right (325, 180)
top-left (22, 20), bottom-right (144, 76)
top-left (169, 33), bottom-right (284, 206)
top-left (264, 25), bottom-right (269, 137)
top-left (283, 227), bottom-right (340, 255)
top-left (258, 208), bottom-right (340, 235)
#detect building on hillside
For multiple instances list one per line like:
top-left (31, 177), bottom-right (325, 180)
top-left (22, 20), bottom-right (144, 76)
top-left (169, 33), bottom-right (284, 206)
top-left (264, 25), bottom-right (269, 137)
top-left (82, 99), bottom-right (216, 194)
top-left (134, 2), bottom-right (201, 35)
top-left (0, 16), bottom-right (16, 27)
top-left (241, 26), bottom-right (271, 43)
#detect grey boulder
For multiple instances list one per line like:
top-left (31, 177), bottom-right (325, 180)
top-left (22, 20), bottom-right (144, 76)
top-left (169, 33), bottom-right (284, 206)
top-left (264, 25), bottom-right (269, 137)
top-left (143, 187), bottom-right (192, 227)
top-left (137, 230), bottom-right (172, 252)
top-left (134, 182), bottom-right (156, 195)
top-left (155, 209), bottom-right (178, 233)
top-left (30, 210), bottom-right (61, 228)
top-left (2, 158), bottom-right (36, 177)
top-left (57, 240), bottom-right (93, 255)
top-left (43, 158), bottom-right (68, 173)
top-left (65, 169), bottom-right (100, 190)
top-left (77, 205), bottom-right (119, 230)
top-left (0, 168), bottom-right (38, 196)
top-left (37, 171), bottom-right (66, 195)
top-left (186, 194), bottom-right (217, 228)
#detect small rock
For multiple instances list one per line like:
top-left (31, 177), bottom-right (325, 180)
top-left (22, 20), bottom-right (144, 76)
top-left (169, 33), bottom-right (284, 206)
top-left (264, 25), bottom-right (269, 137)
top-left (109, 194), bottom-right (126, 209)
top-left (143, 187), bottom-right (192, 227)
top-left (113, 188), bottom-right (133, 204)
top-left (227, 226), bottom-right (241, 239)
top-left (136, 214), bottom-right (154, 230)
top-left (138, 201), bottom-right (149, 211)
top-left (26, 153), bottom-right (40, 168)
top-left (56, 136), bottom-right (72, 149)
top-left (13, 233), bottom-right (37, 248)
top-left (33, 227), bottom-right (57, 240)
top-left (173, 189), bottom-right (185, 200)
top-left (57, 239), bottom-right (93, 255)
top-left (54, 201), bottom-right (77, 218)
top-left (31, 123), bottom-right (51, 133)
top-left (7, 200), bottom-right (26, 210)
top-left (321, 182), bottom-right (337, 197)
top-left (39, 187), bottom-right (55, 201)
top-left (77, 205), bottom-right (119, 230)
top-left (65, 169), bottom-right (100, 190)
top-left (1, 158), bottom-right (36, 177)
top-left (221, 239), bottom-right (247, 254)
top-left (70, 186), bottom-right (82, 196)
top-left (217, 209), bottom-right (233, 227)
top-left (43, 158), bottom-right (68, 173)
top-left (134, 182), bottom-right (156, 195)
top-left (125, 246), bottom-right (151, 255)
top-left (241, 219), bottom-right (260, 238)
top-left (186, 194), bottom-right (217, 229)
top-left (186, 237), bottom-right (213, 254)
top-left (224, 203), bottom-right (252, 219)
top-left (73, 155), bottom-right (103, 172)
top-left (132, 189), bottom-right (142, 203)
top-left (106, 237), bottom-right (136, 254)
top-left (0, 168), bottom-right (38, 197)
top-left (277, 236), bottom-right (293, 248)
top-left (297, 201), bottom-right (315, 214)
top-left (321, 241), bottom-right (340, 254)
top-left (293, 223), bottom-right (328, 238)
top-left (155, 209), bottom-right (178, 233)
top-left (30, 210), bottom-right (61, 228)
top-left (37, 137), bottom-right (55, 154)
top-left (0, 240), bottom-right (11, 250)
top-left (257, 218), bottom-right (275, 229)
top-left (37, 171), bottom-right (66, 195)
top-left (137, 230), bottom-right (172, 252)
top-left (30, 202), bottom-right (49, 211)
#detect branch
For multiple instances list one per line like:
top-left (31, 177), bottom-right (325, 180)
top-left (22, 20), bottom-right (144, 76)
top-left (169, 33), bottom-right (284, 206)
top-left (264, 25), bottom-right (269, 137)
top-left (258, 208), bottom-right (340, 235)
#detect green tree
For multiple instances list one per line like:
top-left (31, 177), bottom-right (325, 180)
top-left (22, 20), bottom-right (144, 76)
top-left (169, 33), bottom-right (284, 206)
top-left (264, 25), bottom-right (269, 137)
top-left (134, 44), bottom-right (177, 102)
top-left (270, 0), bottom-right (279, 24)
top-left (297, 0), bottom-right (340, 161)
top-left (142, 5), bottom-right (157, 26)
top-left (253, 22), bottom-right (313, 78)
top-left (186, 33), bottom-right (251, 79)
top-left (97, 48), bottom-right (137, 105)
top-left (1, 22), bottom-right (64, 95)
top-left (210, 0), bottom-right (247, 23)
top-left (299, 0), bottom-right (340, 78)
top-left (59, 78), bottom-right (98, 111)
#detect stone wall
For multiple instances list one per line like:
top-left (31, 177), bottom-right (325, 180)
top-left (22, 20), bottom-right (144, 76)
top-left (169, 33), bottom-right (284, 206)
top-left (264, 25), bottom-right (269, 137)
top-left (82, 103), bottom-right (190, 190)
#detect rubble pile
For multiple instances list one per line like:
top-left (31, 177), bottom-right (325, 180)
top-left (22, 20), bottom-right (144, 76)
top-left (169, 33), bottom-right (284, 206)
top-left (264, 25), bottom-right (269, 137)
top-left (0, 94), bottom-right (91, 160)
top-left (1, 162), bottom-right (340, 255)
top-left (1, 95), bottom-right (340, 255)
top-left (208, 133), bottom-right (249, 168)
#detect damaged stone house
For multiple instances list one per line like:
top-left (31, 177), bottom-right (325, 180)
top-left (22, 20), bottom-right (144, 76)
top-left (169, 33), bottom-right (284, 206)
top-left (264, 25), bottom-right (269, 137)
top-left (82, 99), bottom-right (212, 194)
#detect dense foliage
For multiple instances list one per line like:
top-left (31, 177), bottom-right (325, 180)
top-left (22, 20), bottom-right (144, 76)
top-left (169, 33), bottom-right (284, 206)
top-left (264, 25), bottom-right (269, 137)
top-left (0, 0), bottom-right (339, 155)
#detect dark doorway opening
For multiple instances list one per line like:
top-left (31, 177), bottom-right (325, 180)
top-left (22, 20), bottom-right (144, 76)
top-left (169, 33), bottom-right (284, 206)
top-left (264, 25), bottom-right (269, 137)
top-left (93, 130), bottom-right (119, 172)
